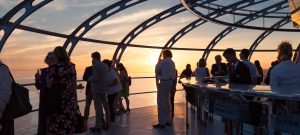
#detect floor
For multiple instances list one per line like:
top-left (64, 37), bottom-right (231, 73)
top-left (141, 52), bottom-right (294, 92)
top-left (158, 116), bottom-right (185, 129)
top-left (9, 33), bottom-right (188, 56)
top-left (76, 103), bottom-right (225, 135)
top-left (15, 103), bottom-right (227, 135)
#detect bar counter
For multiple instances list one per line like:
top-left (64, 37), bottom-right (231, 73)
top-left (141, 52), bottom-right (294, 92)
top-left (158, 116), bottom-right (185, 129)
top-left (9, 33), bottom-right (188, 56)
top-left (181, 77), bottom-right (300, 135)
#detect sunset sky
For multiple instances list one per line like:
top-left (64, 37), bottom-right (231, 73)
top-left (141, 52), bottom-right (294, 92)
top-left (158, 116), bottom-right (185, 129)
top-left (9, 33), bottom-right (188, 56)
top-left (1, 0), bottom-right (300, 80)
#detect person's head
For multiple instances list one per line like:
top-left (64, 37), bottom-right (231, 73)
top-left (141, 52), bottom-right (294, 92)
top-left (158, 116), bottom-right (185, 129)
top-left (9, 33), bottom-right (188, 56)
top-left (117, 63), bottom-right (126, 71)
top-left (91, 52), bottom-right (101, 64)
top-left (44, 52), bottom-right (56, 66)
top-left (215, 55), bottom-right (222, 64)
top-left (254, 60), bottom-right (261, 68)
top-left (103, 59), bottom-right (113, 69)
top-left (186, 64), bottom-right (191, 70)
top-left (198, 58), bottom-right (207, 67)
top-left (162, 49), bottom-right (172, 59)
top-left (223, 48), bottom-right (238, 64)
top-left (53, 46), bottom-right (70, 63)
top-left (277, 41), bottom-right (293, 62)
top-left (239, 49), bottom-right (250, 60)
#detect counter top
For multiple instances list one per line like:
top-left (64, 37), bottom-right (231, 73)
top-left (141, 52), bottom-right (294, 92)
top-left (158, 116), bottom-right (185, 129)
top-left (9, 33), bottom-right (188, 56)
top-left (180, 77), bottom-right (300, 101)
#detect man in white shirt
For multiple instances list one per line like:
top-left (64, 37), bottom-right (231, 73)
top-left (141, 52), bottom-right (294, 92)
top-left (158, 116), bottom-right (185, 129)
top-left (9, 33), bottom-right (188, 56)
top-left (270, 41), bottom-right (300, 89)
top-left (89, 52), bottom-right (110, 131)
top-left (239, 49), bottom-right (259, 84)
top-left (153, 50), bottom-right (177, 128)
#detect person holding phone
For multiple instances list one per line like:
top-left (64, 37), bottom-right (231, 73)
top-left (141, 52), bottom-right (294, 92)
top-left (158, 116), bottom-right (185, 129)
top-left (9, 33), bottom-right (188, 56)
top-left (34, 52), bottom-right (56, 135)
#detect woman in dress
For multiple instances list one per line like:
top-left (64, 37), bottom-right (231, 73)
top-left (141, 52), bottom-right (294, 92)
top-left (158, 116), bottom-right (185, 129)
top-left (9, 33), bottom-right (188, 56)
top-left (254, 60), bottom-right (263, 85)
top-left (46, 46), bottom-right (80, 135)
top-left (116, 63), bottom-right (130, 113)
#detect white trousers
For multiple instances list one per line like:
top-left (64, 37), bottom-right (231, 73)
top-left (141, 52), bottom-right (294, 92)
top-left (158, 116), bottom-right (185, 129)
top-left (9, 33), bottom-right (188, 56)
top-left (157, 80), bottom-right (173, 125)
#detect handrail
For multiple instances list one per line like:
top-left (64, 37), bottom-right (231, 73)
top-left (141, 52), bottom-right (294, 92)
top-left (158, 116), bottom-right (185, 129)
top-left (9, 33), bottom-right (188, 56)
top-left (21, 76), bottom-right (184, 113)
top-left (21, 76), bottom-right (158, 87)
top-left (29, 89), bottom-right (184, 113)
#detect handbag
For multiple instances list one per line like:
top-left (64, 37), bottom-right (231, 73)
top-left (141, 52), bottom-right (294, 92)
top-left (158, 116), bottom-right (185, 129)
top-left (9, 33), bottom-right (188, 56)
top-left (0, 65), bottom-right (32, 121)
top-left (74, 114), bottom-right (87, 133)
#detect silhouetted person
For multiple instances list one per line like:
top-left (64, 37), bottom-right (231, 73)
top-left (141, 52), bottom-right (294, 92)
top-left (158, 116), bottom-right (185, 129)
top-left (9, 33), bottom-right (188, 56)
top-left (180, 64), bottom-right (192, 78)
top-left (35, 52), bottom-right (56, 135)
top-left (223, 48), bottom-right (252, 84)
top-left (0, 60), bottom-right (14, 135)
top-left (153, 49), bottom-right (177, 128)
top-left (211, 55), bottom-right (227, 76)
top-left (223, 48), bottom-right (252, 135)
top-left (171, 70), bottom-right (178, 119)
top-left (270, 41), bottom-right (300, 88)
top-left (46, 46), bottom-right (81, 134)
top-left (116, 63), bottom-right (130, 113)
top-left (254, 60), bottom-right (263, 85)
top-left (239, 49), bottom-right (258, 84)
top-left (194, 58), bottom-right (210, 81)
top-left (103, 60), bottom-right (122, 123)
top-left (89, 52), bottom-right (110, 131)
top-left (83, 61), bottom-right (93, 120)
top-left (264, 61), bottom-right (279, 85)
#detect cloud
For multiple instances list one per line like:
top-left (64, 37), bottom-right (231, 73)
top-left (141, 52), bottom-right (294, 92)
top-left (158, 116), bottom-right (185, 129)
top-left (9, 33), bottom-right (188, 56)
top-left (98, 8), bottom-right (163, 27)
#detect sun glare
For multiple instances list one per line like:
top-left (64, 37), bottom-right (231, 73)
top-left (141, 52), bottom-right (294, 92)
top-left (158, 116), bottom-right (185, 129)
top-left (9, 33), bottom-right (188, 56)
top-left (150, 55), bottom-right (159, 65)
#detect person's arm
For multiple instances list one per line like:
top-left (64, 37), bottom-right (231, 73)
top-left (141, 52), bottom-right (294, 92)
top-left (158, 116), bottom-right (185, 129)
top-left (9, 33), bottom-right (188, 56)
top-left (223, 64), bottom-right (228, 76)
top-left (46, 66), bottom-right (56, 89)
top-left (35, 77), bottom-right (42, 90)
top-left (211, 65), bottom-right (216, 75)
top-left (0, 66), bottom-right (13, 121)
top-left (109, 78), bottom-right (119, 87)
top-left (83, 67), bottom-right (89, 81)
top-left (89, 65), bottom-right (97, 83)
top-left (179, 70), bottom-right (186, 79)
top-left (270, 69), bottom-right (278, 88)
top-left (155, 62), bottom-right (162, 77)
top-left (109, 71), bottom-right (119, 87)
top-left (206, 68), bottom-right (210, 77)
top-left (252, 65), bottom-right (259, 84)
top-left (243, 66), bottom-right (253, 84)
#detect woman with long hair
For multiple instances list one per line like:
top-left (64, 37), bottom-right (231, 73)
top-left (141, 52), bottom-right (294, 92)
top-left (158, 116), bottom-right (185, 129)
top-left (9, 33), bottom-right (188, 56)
top-left (116, 63), bottom-right (130, 113)
top-left (254, 60), bottom-right (263, 85)
top-left (46, 46), bottom-right (81, 135)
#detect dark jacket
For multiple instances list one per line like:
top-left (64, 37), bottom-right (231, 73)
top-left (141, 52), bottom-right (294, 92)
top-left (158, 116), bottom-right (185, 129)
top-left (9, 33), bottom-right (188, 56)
top-left (83, 66), bottom-right (92, 95)
top-left (229, 61), bottom-right (252, 84)
top-left (211, 63), bottom-right (227, 76)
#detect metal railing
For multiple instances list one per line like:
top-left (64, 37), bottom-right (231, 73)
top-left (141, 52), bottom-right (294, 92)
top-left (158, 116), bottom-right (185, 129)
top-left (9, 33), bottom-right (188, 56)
top-left (21, 76), bottom-right (184, 113)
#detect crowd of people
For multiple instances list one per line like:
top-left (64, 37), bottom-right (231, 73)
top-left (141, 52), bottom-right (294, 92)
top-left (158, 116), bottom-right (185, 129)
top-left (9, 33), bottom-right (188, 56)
top-left (1, 41), bottom-right (300, 134)
top-left (0, 46), bottom-right (131, 135)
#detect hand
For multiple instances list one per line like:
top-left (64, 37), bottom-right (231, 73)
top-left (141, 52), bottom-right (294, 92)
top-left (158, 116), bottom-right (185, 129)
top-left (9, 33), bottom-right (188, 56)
top-left (77, 84), bottom-right (84, 89)
top-left (35, 70), bottom-right (40, 79)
